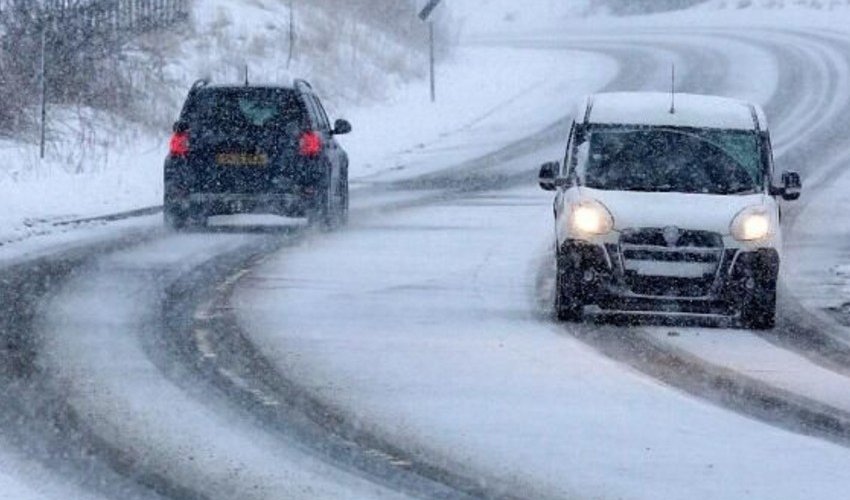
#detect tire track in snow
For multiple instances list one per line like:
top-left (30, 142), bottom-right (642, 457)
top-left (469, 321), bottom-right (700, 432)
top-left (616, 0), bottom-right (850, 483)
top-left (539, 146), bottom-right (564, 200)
top-left (0, 226), bottom-right (202, 500)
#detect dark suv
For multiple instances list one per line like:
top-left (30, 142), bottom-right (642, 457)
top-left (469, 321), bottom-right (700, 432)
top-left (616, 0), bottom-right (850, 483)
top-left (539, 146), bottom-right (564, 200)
top-left (163, 79), bottom-right (352, 229)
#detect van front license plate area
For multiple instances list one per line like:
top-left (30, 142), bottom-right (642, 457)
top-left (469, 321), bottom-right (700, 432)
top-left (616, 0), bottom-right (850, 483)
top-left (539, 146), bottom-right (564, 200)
top-left (216, 153), bottom-right (269, 167)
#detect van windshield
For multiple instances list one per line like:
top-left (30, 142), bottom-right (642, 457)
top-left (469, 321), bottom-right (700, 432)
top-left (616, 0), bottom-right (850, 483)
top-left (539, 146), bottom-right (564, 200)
top-left (575, 126), bottom-right (764, 195)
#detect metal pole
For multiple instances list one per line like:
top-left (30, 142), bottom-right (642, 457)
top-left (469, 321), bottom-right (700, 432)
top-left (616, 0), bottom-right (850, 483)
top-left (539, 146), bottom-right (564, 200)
top-left (287, 0), bottom-right (294, 68)
top-left (40, 27), bottom-right (47, 159)
top-left (429, 21), bottom-right (435, 103)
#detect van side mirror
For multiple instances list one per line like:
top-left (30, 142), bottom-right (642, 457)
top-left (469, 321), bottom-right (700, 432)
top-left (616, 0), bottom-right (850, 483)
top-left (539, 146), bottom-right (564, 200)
top-left (332, 119), bottom-right (352, 135)
top-left (781, 170), bottom-right (801, 201)
top-left (539, 161), bottom-right (559, 191)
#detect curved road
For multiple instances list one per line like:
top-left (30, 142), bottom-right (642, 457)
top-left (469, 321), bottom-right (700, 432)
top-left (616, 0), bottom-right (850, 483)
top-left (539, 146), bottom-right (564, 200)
top-left (4, 22), bottom-right (850, 500)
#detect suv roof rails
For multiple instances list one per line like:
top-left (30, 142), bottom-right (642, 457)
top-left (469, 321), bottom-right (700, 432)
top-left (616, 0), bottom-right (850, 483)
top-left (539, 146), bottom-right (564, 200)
top-left (191, 78), bottom-right (210, 92)
top-left (293, 79), bottom-right (313, 93)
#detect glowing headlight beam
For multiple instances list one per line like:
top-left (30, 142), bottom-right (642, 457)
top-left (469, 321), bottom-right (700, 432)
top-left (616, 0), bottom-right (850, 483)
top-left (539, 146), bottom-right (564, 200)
top-left (570, 202), bottom-right (614, 236)
top-left (731, 208), bottom-right (772, 242)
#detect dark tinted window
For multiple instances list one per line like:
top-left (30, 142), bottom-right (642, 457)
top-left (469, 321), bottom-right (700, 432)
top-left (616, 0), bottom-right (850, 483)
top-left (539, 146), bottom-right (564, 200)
top-left (302, 95), bottom-right (323, 130)
top-left (575, 126), bottom-right (763, 195)
top-left (183, 88), bottom-right (307, 136)
top-left (312, 96), bottom-right (331, 130)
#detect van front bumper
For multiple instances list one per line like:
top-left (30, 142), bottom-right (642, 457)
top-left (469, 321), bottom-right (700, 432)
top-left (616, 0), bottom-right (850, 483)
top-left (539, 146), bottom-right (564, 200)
top-left (559, 240), bottom-right (779, 317)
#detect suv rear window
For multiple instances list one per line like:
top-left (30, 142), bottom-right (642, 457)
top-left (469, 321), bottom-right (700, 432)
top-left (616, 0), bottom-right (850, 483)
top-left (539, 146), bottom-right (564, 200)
top-left (183, 88), bottom-right (307, 135)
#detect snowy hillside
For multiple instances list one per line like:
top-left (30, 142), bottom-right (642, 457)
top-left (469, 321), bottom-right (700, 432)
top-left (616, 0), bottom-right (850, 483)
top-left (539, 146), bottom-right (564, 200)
top-left (0, 0), bottom-right (603, 247)
top-left (0, 0), bottom-right (434, 244)
top-left (449, 0), bottom-right (590, 35)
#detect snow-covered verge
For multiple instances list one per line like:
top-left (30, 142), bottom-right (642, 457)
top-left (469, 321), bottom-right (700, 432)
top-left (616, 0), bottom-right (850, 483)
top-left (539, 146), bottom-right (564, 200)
top-left (0, 0), bottom-right (609, 249)
top-left (0, 0), bottom-right (427, 244)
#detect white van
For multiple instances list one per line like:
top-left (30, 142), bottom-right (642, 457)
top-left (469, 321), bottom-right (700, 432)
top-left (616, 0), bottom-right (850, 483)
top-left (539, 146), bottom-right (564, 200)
top-left (539, 92), bottom-right (801, 329)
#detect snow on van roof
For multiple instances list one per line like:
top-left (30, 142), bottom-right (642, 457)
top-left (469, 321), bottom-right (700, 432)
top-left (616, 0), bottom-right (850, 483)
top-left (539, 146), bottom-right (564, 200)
top-left (584, 92), bottom-right (767, 131)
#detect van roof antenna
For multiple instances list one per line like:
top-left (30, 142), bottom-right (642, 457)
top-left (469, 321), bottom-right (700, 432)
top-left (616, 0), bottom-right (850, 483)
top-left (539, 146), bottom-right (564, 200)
top-left (669, 63), bottom-right (676, 114)
top-left (244, 64), bottom-right (249, 86)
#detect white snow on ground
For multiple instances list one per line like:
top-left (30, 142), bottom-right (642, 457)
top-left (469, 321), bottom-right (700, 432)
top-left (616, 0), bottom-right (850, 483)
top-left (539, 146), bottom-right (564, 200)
top-left (234, 187), bottom-right (850, 500)
top-left (0, 215), bottom-right (162, 267)
top-left (645, 326), bottom-right (850, 411)
top-left (785, 152), bottom-right (850, 343)
top-left (40, 234), bottom-right (405, 500)
top-left (0, 449), bottom-right (108, 500)
top-left (0, 130), bottom-right (165, 246)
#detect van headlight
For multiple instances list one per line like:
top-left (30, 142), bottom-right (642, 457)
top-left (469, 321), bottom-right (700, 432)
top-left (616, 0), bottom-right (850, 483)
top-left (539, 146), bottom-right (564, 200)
top-left (570, 200), bottom-right (614, 236)
top-left (731, 207), bottom-right (772, 241)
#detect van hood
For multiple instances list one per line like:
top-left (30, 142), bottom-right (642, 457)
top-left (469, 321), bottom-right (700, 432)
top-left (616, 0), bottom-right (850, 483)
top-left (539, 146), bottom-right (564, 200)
top-left (579, 187), bottom-right (767, 235)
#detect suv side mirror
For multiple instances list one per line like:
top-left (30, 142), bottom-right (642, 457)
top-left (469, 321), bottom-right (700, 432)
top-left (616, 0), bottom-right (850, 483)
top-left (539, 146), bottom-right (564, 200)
top-left (539, 161), bottom-right (559, 191)
top-left (332, 119), bottom-right (352, 135)
top-left (173, 120), bottom-right (189, 133)
top-left (781, 170), bottom-right (802, 201)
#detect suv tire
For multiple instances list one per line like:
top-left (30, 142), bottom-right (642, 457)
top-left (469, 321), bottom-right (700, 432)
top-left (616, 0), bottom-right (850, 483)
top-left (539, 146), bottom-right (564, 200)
top-left (164, 204), bottom-right (189, 230)
top-left (165, 203), bottom-right (206, 231)
top-left (307, 187), bottom-right (334, 230)
top-left (337, 176), bottom-right (349, 227)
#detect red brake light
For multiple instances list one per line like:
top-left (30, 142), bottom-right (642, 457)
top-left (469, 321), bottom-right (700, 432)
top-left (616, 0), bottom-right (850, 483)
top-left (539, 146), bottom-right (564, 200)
top-left (299, 131), bottom-right (322, 157)
top-left (170, 132), bottom-right (189, 157)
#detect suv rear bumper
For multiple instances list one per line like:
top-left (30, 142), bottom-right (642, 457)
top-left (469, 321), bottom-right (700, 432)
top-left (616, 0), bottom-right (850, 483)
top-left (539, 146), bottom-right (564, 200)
top-left (166, 191), bottom-right (319, 218)
top-left (164, 156), bottom-right (327, 218)
top-left (559, 240), bottom-right (779, 317)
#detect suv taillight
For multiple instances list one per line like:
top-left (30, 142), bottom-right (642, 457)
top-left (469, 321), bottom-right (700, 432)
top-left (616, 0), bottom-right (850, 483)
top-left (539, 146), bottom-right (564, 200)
top-left (299, 131), bottom-right (322, 157)
top-left (170, 131), bottom-right (189, 157)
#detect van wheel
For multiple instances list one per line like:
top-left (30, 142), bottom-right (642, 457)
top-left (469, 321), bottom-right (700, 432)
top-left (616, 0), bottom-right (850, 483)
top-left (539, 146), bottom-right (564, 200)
top-left (741, 278), bottom-right (777, 330)
top-left (555, 251), bottom-right (583, 322)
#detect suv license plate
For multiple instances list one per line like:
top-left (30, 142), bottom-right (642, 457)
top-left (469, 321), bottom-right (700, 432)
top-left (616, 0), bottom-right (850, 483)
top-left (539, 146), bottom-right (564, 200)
top-left (216, 153), bottom-right (269, 167)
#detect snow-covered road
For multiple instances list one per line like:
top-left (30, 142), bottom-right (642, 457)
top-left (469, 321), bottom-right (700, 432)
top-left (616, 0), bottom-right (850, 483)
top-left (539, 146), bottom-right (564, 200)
top-left (7, 15), bottom-right (850, 500)
top-left (231, 26), bottom-right (850, 499)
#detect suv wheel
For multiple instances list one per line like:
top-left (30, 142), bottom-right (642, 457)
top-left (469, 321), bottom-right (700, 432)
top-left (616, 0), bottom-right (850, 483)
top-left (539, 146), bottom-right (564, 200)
top-left (164, 203), bottom-right (189, 230)
top-left (165, 203), bottom-right (205, 231)
top-left (555, 251), bottom-right (583, 322)
top-left (307, 188), bottom-right (334, 230)
top-left (337, 176), bottom-right (349, 227)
